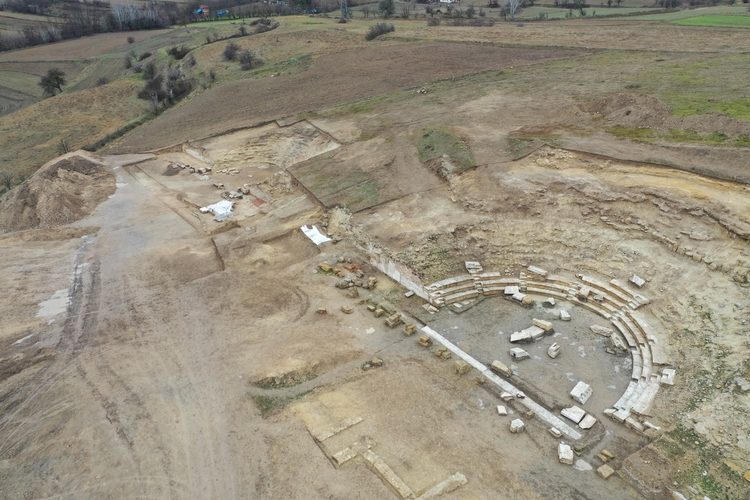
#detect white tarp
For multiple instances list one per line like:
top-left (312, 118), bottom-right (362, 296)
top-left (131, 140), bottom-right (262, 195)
top-left (301, 224), bottom-right (331, 245)
top-left (200, 200), bottom-right (234, 221)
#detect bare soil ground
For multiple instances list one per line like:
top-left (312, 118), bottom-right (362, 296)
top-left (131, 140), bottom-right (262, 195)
top-left (108, 42), bottom-right (581, 153)
top-left (400, 20), bottom-right (750, 54)
top-left (0, 29), bottom-right (170, 62)
top-left (2, 15), bottom-right (750, 500)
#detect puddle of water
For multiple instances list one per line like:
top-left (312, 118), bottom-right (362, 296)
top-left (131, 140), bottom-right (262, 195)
top-left (36, 289), bottom-right (69, 320)
top-left (573, 459), bottom-right (593, 471)
top-left (12, 333), bottom-right (36, 345)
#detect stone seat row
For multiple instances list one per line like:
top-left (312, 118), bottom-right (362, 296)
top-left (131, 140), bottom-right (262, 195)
top-left (424, 267), bottom-right (668, 434)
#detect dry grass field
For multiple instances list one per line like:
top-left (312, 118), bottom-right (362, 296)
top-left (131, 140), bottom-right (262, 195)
top-left (1, 11), bottom-right (750, 500)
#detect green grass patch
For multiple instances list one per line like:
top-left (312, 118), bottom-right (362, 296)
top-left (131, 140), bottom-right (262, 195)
top-left (416, 126), bottom-right (475, 175)
top-left (255, 371), bottom-right (318, 390)
top-left (253, 390), bottom-right (312, 418)
top-left (612, 5), bottom-right (748, 20)
top-left (672, 15), bottom-right (750, 28)
top-left (608, 125), bottom-right (750, 147)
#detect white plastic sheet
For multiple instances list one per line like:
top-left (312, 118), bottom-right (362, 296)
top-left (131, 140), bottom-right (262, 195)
top-left (300, 224), bottom-right (331, 245)
top-left (200, 200), bottom-right (234, 221)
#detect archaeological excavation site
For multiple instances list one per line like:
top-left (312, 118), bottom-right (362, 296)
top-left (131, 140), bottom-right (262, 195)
top-left (1, 12), bottom-right (750, 500)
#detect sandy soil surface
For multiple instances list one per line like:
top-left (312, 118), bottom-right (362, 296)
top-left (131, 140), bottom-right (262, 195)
top-left (2, 21), bottom-right (750, 500)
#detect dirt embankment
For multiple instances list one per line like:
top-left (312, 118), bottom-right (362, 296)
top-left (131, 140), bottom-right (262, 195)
top-left (0, 151), bottom-right (115, 233)
top-left (574, 93), bottom-right (750, 137)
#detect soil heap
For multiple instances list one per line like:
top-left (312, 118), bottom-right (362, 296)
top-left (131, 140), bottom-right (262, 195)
top-left (0, 152), bottom-right (115, 233)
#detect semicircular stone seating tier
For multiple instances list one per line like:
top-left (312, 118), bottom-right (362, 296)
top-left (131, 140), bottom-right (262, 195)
top-left (424, 267), bottom-right (671, 435)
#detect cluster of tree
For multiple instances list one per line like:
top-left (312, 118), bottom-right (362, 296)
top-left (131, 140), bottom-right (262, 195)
top-left (137, 63), bottom-right (193, 111)
top-left (222, 41), bottom-right (260, 70)
top-left (0, 1), bottom-right (178, 52)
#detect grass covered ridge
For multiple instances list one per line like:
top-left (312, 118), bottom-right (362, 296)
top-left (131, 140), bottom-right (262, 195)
top-left (608, 125), bottom-right (750, 147)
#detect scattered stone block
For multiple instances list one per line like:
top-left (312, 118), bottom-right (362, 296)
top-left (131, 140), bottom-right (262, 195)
top-left (597, 453), bottom-right (609, 463)
top-left (543, 297), bottom-right (556, 308)
top-left (509, 348), bottom-right (530, 360)
top-left (497, 405), bottom-right (507, 416)
top-left (576, 286), bottom-right (592, 301)
top-left (404, 323), bottom-right (416, 335)
top-left (374, 308), bottom-right (385, 317)
top-left (570, 381), bottom-right (593, 405)
top-left (573, 442), bottom-right (587, 455)
top-left (561, 406), bottom-right (586, 424)
top-left (590, 325), bottom-right (614, 336)
top-left (512, 292), bottom-right (527, 303)
top-left (579, 414), bottom-right (597, 430)
top-left (509, 419), bottom-right (525, 433)
top-left (454, 360), bottom-right (470, 375)
top-left (610, 333), bottom-right (627, 352)
top-left (560, 310), bottom-right (571, 321)
top-left (597, 464), bottom-right (615, 479)
top-left (528, 265), bottom-right (548, 277)
top-left (500, 391), bottom-right (514, 402)
top-left (644, 421), bottom-right (661, 431)
top-left (533, 318), bottom-right (554, 333)
top-left (465, 261), bottom-right (483, 274)
top-left (422, 303), bottom-right (438, 314)
top-left (547, 342), bottom-right (561, 359)
top-left (593, 294), bottom-right (604, 303)
top-left (515, 391), bottom-right (526, 399)
top-left (371, 357), bottom-right (383, 367)
top-left (418, 334), bottom-right (433, 347)
top-left (510, 330), bottom-right (531, 343)
top-left (661, 368), bottom-right (676, 386)
top-left (504, 285), bottom-right (520, 295)
top-left (346, 287), bottom-right (359, 298)
top-left (341, 306), bottom-right (354, 314)
top-left (735, 377), bottom-right (750, 393)
top-left (385, 313), bottom-right (404, 328)
top-left (491, 360), bottom-right (513, 378)
top-left (367, 305), bottom-right (376, 312)
top-left (435, 347), bottom-right (451, 359)
top-left (521, 296), bottom-right (534, 306)
top-left (558, 443), bottom-right (574, 465)
top-left (629, 275), bottom-right (645, 288)
top-left (601, 449), bottom-right (614, 459)
top-left (744, 471), bottom-right (750, 483)
top-left (548, 427), bottom-right (562, 438)
top-left (318, 263), bottom-right (333, 272)
top-left (317, 307), bottom-right (327, 314)
top-left (404, 290), bottom-right (415, 298)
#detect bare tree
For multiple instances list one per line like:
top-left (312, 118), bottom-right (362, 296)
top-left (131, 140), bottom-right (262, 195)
top-left (507, 0), bottom-right (521, 20)
top-left (0, 171), bottom-right (14, 192)
top-left (400, 1), bottom-right (413, 18)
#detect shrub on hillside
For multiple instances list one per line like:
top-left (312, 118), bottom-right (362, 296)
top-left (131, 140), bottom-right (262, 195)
top-left (223, 42), bottom-right (240, 61)
top-left (365, 23), bottom-right (395, 41)
top-left (427, 17), bottom-right (441, 26)
top-left (167, 45), bottom-right (191, 60)
top-left (138, 51), bottom-right (152, 61)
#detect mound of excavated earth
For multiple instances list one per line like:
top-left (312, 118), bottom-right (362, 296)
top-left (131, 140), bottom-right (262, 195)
top-left (0, 152), bottom-right (114, 233)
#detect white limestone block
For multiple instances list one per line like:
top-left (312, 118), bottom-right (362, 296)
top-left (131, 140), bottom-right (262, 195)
top-left (497, 405), bottom-right (507, 416)
top-left (579, 414), bottom-right (597, 430)
top-left (509, 348), bottom-right (530, 360)
top-left (560, 310), bottom-right (571, 321)
top-left (629, 275), bottom-right (645, 288)
top-left (570, 381), bottom-right (593, 405)
top-left (561, 406), bottom-right (586, 424)
top-left (558, 442), bottom-right (574, 465)
top-left (661, 368), bottom-right (675, 386)
top-left (509, 419), bottom-right (525, 433)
